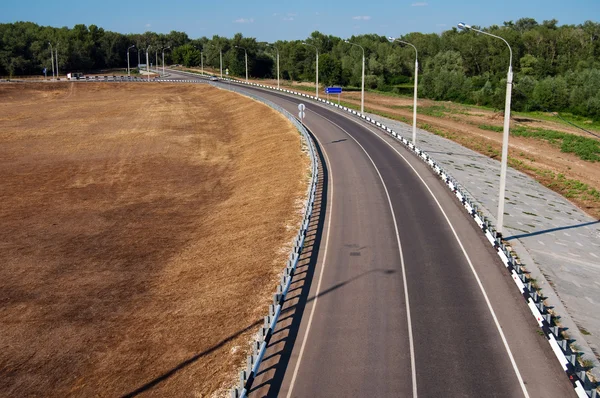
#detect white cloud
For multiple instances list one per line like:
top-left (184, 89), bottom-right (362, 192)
top-left (411, 2), bottom-right (428, 6)
top-left (352, 16), bottom-right (371, 20)
top-left (234, 18), bottom-right (254, 23)
top-left (283, 17), bottom-right (295, 21)
top-left (287, 12), bottom-right (298, 16)
top-left (145, 23), bottom-right (151, 28)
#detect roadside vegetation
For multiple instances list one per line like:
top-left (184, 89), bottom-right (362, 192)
top-left (479, 124), bottom-right (600, 162)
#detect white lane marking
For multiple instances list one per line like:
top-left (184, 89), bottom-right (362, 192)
top-left (286, 127), bottom-right (334, 398)
top-left (353, 119), bottom-right (530, 398)
top-left (307, 112), bottom-right (418, 397)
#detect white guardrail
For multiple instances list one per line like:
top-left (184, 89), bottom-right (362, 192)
top-left (212, 77), bottom-right (597, 398)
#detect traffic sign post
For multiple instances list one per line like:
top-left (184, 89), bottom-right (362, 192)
top-left (298, 103), bottom-right (306, 124)
top-left (325, 87), bottom-right (342, 105)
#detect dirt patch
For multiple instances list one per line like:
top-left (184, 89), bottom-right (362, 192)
top-left (0, 82), bottom-right (309, 396)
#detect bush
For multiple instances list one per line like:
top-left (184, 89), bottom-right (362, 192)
top-left (532, 76), bottom-right (570, 111)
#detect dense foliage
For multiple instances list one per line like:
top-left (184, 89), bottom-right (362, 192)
top-left (1, 18), bottom-right (599, 119)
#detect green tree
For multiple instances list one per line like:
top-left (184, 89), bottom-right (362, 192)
top-left (172, 44), bottom-right (200, 67)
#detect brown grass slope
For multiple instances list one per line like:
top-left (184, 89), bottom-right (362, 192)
top-left (0, 83), bottom-right (308, 396)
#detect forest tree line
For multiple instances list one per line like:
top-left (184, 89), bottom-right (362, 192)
top-left (1, 18), bottom-right (599, 119)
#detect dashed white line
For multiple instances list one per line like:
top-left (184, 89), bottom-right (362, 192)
top-left (347, 117), bottom-right (530, 398)
top-left (306, 111), bottom-right (419, 397)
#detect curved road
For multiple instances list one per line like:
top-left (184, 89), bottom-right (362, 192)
top-left (167, 70), bottom-right (575, 397)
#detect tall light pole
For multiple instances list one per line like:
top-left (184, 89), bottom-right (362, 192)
top-left (162, 46), bottom-right (170, 76)
top-left (344, 40), bottom-right (365, 114)
top-left (302, 42), bottom-right (319, 98)
top-left (235, 45), bottom-right (248, 82)
top-left (458, 22), bottom-right (513, 236)
top-left (146, 45), bottom-right (152, 82)
top-left (48, 42), bottom-right (55, 80)
top-left (268, 44), bottom-right (280, 89)
top-left (201, 51), bottom-right (204, 75)
top-left (389, 37), bottom-right (419, 145)
top-left (127, 45), bottom-right (135, 76)
top-left (55, 42), bottom-right (59, 78)
top-left (210, 44), bottom-right (223, 78)
top-left (155, 49), bottom-right (158, 72)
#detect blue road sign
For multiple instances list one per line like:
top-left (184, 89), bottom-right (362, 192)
top-left (325, 87), bottom-right (342, 94)
top-left (42, 68), bottom-right (47, 74)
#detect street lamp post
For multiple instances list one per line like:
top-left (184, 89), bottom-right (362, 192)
top-left (162, 46), bottom-right (170, 76)
top-left (389, 37), bottom-right (419, 145)
top-left (344, 40), bottom-right (365, 115)
top-left (235, 46), bottom-right (248, 82)
top-left (146, 45), bottom-right (152, 82)
top-left (210, 44), bottom-right (223, 78)
top-left (55, 43), bottom-right (59, 78)
top-left (48, 42), bottom-right (55, 80)
top-left (268, 44), bottom-right (280, 89)
top-left (208, 44), bottom-right (223, 79)
top-left (201, 51), bottom-right (204, 75)
top-left (458, 22), bottom-right (513, 236)
top-left (302, 42), bottom-right (319, 98)
top-left (127, 45), bottom-right (135, 76)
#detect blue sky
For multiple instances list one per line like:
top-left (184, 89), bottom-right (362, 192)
top-left (2, 0), bottom-right (599, 41)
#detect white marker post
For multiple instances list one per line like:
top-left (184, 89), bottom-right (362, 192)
top-left (298, 103), bottom-right (306, 124)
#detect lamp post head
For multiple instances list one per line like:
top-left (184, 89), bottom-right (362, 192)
top-left (458, 22), bottom-right (471, 30)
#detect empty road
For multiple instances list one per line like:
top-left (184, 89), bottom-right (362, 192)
top-left (166, 70), bottom-right (576, 397)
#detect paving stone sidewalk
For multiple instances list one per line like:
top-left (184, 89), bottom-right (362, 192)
top-left (365, 111), bottom-right (600, 379)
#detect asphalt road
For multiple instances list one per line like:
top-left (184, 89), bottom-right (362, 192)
top-left (165, 70), bottom-right (576, 397)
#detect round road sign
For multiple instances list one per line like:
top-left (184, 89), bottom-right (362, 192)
top-left (298, 103), bottom-right (306, 112)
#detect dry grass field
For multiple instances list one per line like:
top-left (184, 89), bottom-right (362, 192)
top-left (0, 82), bottom-right (309, 396)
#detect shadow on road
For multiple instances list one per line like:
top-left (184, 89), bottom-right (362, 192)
top-left (505, 220), bottom-right (599, 241)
